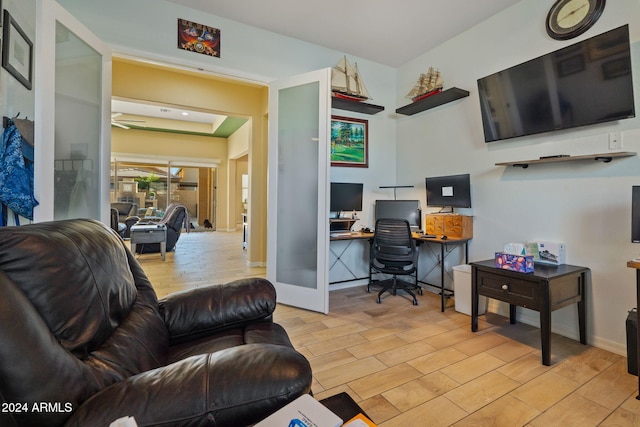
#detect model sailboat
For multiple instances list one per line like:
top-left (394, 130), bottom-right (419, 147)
top-left (332, 56), bottom-right (370, 102)
top-left (407, 67), bottom-right (443, 102)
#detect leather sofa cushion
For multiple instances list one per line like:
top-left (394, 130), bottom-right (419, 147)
top-left (0, 220), bottom-right (138, 358)
top-left (167, 322), bottom-right (293, 364)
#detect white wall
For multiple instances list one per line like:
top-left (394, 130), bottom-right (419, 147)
top-left (1, 0), bottom-right (36, 226)
top-left (396, 0), bottom-right (640, 355)
top-left (57, 0), bottom-right (398, 234)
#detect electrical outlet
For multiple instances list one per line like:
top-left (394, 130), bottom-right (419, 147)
top-left (609, 132), bottom-right (623, 149)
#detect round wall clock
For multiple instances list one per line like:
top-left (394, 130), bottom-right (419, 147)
top-left (546, 0), bottom-right (606, 40)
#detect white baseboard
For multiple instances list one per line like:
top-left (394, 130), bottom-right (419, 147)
top-left (329, 279), bottom-right (368, 291)
top-left (488, 302), bottom-right (628, 357)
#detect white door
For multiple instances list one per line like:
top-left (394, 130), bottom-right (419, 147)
top-left (267, 69), bottom-right (331, 314)
top-left (35, 0), bottom-right (111, 223)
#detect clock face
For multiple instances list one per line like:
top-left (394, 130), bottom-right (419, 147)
top-left (546, 0), bottom-right (605, 40)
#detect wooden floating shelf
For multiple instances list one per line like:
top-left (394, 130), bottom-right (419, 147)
top-left (331, 97), bottom-right (384, 115)
top-left (495, 151), bottom-right (637, 168)
top-left (396, 87), bottom-right (469, 116)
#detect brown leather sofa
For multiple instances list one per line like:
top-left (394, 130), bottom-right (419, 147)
top-left (0, 219), bottom-right (312, 427)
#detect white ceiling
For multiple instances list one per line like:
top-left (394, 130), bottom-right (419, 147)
top-left (112, 99), bottom-right (221, 124)
top-left (165, 0), bottom-right (522, 67)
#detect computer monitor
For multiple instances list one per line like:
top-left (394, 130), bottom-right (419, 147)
top-left (330, 182), bottom-right (363, 216)
top-left (632, 186), bottom-right (640, 243)
top-left (374, 200), bottom-right (421, 231)
top-left (425, 174), bottom-right (471, 212)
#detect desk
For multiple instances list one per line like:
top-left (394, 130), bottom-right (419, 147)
top-left (414, 234), bottom-right (470, 312)
top-left (130, 224), bottom-right (167, 261)
top-left (471, 259), bottom-right (588, 365)
top-left (329, 232), bottom-right (373, 285)
top-left (329, 232), bottom-right (469, 312)
top-left (627, 260), bottom-right (640, 399)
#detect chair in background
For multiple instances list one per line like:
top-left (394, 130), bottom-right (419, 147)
top-left (110, 208), bottom-right (126, 236)
top-left (134, 204), bottom-right (189, 254)
top-left (110, 202), bottom-right (139, 238)
top-left (368, 218), bottom-right (421, 305)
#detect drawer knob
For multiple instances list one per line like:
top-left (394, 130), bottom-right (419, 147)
top-left (501, 284), bottom-right (509, 290)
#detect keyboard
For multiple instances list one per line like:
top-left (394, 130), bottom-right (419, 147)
top-left (330, 232), bottom-right (356, 238)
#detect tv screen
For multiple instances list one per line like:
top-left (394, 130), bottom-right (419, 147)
top-left (425, 174), bottom-right (471, 210)
top-left (374, 200), bottom-right (421, 230)
top-left (330, 182), bottom-right (363, 213)
top-left (478, 25), bottom-right (635, 142)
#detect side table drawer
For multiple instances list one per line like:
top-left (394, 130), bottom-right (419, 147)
top-left (477, 270), bottom-right (541, 309)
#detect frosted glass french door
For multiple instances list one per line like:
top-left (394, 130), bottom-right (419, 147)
top-left (35, 0), bottom-right (111, 223)
top-left (267, 69), bottom-right (331, 314)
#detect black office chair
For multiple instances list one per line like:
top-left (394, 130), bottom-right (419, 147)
top-left (368, 218), bottom-right (421, 305)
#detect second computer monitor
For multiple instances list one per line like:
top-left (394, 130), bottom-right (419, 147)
top-left (374, 200), bottom-right (421, 231)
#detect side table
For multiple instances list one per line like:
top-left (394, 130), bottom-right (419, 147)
top-left (627, 259), bottom-right (640, 399)
top-left (471, 259), bottom-right (589, 365)
top-left (130, 224), bottom-right (167, 261)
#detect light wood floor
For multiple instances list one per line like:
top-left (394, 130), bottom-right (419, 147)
top-left (135, 231), bottom-right (640, 426)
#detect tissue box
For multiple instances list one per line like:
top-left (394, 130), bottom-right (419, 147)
top-left (525, 242), bottom-right (566, 265)
top-left (495, 252), bottom-right (534, 273)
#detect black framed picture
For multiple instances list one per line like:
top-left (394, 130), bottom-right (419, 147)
top-left (2, 10), bottom-right (33, 90)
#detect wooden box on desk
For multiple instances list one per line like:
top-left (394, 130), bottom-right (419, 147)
top-left (425, 214), bottom-right (473, 239)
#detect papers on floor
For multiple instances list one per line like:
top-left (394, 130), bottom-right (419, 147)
top-left (254, 394), bottom-right (342, 427)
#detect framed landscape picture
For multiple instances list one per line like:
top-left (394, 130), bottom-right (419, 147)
top-left (331, 116), bottom-right (368, 168)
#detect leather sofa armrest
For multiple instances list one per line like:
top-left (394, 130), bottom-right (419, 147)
top-left (64, 345), bottom-right (312, 427)
top-left (158, 277), bottom-right (277, 345)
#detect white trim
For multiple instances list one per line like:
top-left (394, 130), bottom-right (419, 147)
top-left (111, 152), bottom-right (221, 167)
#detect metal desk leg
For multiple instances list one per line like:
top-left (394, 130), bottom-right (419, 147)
top-left (440, 243), bottom-right (445, 312)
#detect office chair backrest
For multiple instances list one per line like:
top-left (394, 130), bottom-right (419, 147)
top-left (372, 218), bottom-right (416, 263)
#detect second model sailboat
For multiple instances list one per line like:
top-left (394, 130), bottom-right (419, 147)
top-left (406, 67), bottom-right (443, 102)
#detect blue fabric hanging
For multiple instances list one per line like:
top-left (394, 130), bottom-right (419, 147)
top-left (0, 120), bottom-right (39, 225)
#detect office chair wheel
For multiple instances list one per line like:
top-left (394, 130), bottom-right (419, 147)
top-left (412, 298), bottom-right (418, 306)
top-left (377, 296), bottom-right (382, 304)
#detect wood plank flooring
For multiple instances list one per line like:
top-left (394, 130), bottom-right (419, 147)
top-left (135, 231), bottom-right (640, 426)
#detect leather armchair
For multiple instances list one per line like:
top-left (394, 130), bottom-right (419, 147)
top-left (135, 203), bottom-right (188, 253)
top-left (0, 219), bottom-right (312, 427)
top-left (110, 202), bottom-right (139, 238)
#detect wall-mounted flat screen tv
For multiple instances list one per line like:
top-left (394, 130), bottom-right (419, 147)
top-left (478, 25), bottom-right (635, 142)
top-left (425, 174), bottom-right (471, 212)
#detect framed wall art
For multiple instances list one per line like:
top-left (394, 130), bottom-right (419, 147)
top-left (331, 116), bottom-right (368, 168)
top-left (2, 10), bottom-right (32, 90)
top-left (178, 18), bottom-right (220, 58)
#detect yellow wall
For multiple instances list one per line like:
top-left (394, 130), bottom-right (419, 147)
top-left (111, 58), bottom-right (269, 264)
